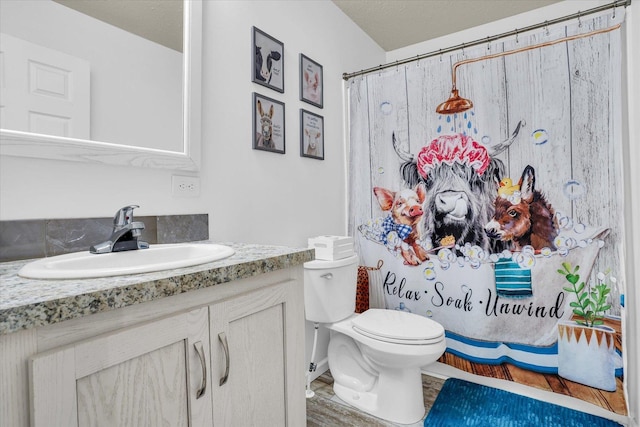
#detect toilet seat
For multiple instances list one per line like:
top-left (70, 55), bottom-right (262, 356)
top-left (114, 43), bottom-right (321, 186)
top-left (352, 309), bottom-right (444, 345)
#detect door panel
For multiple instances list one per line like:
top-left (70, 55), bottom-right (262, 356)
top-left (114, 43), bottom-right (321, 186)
top-left (0, 33), bottom-right (90, 138)
top-left (30, 308), bottom-right (211, 427)
top-left (210, 283), bottom-right (288, 426)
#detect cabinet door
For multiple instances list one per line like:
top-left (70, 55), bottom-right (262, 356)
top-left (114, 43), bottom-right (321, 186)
top-left (210, 280), bottom-right (303, 426)
top-left (29, 307), bottom-right (212, 427)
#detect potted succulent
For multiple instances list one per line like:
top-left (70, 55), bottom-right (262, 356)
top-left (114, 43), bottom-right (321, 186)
top-left (556, 262), bottom-right (617, 391)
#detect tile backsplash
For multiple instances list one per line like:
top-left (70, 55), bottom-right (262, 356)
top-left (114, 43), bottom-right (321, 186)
top-left (0, 214), bottom-right (208, 262)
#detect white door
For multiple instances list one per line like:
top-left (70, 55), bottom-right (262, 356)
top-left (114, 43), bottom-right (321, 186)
top-left (0, 33), bottom-right (90, 138)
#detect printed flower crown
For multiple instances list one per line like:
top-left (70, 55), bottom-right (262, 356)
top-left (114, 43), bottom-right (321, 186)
top-left (416, 134), bottom-right (490, 178)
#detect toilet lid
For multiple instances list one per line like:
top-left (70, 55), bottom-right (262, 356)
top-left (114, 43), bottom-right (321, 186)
top-left (352, 309), bottom-right (444, 344)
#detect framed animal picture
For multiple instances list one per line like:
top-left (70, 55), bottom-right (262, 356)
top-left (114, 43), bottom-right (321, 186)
top-left (299, 54), bottom-right (323, 108)
top-left (252, 27), bottom-right (284, 93)
top-left (300, 109), bottom-right (324, 160)
top-left (253, 93), bottom-right (285, 154)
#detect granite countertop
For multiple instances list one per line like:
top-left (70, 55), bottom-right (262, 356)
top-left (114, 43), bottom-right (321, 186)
top-left (0, 242), bottom-right (314, 335)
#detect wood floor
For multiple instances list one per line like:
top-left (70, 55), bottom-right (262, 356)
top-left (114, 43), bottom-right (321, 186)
top-left (306, 371), bottom-right (445, 427)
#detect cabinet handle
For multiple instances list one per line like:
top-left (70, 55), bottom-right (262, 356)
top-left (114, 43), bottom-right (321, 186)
top-left (193, 341), bottom-right (207, 399)
top-left (218, 332), bottom-right (230, 386)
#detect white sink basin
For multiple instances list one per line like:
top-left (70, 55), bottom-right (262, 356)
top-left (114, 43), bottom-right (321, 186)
top-left (18, 243), bottom-right (235, 280)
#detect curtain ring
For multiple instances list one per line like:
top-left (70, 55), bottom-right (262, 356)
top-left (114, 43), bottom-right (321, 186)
top-left (416, 54), bottom-right (420, 67)
top-left (612, 4), bottom-right (616, 19)
top-left (487, 36), bottom-right (491, 50)
top-left (515, 29), bottom-right (519, 43)
top-left (578, 11), bottom-right (582, 27)
top-left (462, 42), bottom-right (465, 56)
top-left (544, 20), bottom-right (550, 35)
top-left (439, 49), bottom-right (443, 62)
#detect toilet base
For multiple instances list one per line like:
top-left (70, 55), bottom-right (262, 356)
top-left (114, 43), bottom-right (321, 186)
top-left (332, 366), bottom-right (426, 425)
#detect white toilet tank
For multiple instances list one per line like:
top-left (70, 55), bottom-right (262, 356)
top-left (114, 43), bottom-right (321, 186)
top-left (304, 254), bottom-right (359, 323)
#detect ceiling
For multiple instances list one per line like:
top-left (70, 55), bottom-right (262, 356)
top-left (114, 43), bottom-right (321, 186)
top-left (331, 0), bottom-right (563, 51)
top-left (53, 0), bottom-right (183, 52)
top-left (53, 0), bottom-right (563, 53)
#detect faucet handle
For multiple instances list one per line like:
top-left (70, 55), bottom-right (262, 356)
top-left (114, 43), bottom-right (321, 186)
top-left (113, 205), bottom-right (140, 228)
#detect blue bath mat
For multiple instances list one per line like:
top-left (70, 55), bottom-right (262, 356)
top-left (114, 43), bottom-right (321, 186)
top-left (424, 378), bottom-right (621, 426)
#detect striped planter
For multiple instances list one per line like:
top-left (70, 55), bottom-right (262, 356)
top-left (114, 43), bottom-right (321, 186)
top-left (557, 321), bottom-right (616, 391)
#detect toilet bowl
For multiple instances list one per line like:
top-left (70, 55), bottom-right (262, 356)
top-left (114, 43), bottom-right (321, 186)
top-left (304, 255), bottom-right (446, 424)
top-left (328, 309), bottom-right (445, 424)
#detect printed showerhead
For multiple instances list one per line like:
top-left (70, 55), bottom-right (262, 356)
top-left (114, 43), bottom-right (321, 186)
top-left (435, 89), bottom-right (473, 115)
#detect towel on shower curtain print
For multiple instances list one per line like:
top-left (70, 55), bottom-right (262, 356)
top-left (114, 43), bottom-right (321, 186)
top-left (494, 259), bottom-right (532, 298)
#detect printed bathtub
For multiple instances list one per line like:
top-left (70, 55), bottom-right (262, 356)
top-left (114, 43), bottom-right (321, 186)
top-left (358, 225), bottom-right (622, 374)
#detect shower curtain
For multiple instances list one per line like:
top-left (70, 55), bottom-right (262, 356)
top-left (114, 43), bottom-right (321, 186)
top-left (347, 12), bottom-right (626, 413)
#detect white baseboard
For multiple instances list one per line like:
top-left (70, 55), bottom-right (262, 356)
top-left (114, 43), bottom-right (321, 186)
top-left (308, 357), bottom-right (329, 382)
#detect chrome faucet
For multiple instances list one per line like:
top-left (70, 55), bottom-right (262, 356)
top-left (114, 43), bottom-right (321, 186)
top-left (90, 205), bottom-right (149, 254)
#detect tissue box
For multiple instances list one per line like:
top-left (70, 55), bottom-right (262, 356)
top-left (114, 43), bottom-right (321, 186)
top-left (308, 235), bottom-right (354, 260)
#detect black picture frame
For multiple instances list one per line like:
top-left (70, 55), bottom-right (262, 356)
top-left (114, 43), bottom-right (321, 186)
top-left (300, 109), bottom-right (324, 160)
top-left (299, 54), bottom-right (323, 108)
top-left (253, 93), bottom-right (285, 154)
top-left (252, 27), bottom-right (284, 93)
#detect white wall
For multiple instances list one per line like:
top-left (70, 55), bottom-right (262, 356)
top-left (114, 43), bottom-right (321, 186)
top-left (383, 1), bottom-right (638, 424)
top-left (201, 0), bottom-right (383, 247)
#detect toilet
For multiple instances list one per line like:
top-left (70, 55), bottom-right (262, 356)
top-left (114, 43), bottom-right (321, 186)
top-left (304, 254), bottom-right (446, 425)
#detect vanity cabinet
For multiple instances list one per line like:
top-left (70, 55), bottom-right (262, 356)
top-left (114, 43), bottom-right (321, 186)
top-left (30, 307), bottom-right (212, 427)
top-left (210, 281), bottom-right (296, 426)
top-left (0, 260), bottom-right (307, 427)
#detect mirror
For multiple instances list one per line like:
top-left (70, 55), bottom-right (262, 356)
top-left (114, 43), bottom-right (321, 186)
top-left (0, 0), bottom-right (202, 170)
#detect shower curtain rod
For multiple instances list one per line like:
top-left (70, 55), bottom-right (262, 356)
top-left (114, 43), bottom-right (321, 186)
top-left (342, 0), bottom-right (631, 81)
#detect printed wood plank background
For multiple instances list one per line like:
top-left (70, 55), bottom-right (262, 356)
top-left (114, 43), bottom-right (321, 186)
top-left (348, 15), bottom-right (624, 315)
top-left (348, 76), bottom-right (372, 257)
top-left (503, 26), bottom-right (573, 216)
top-left (347, 14), bottom-right (626, 413)
top-left (437, 315), bottom-right (625, 415)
